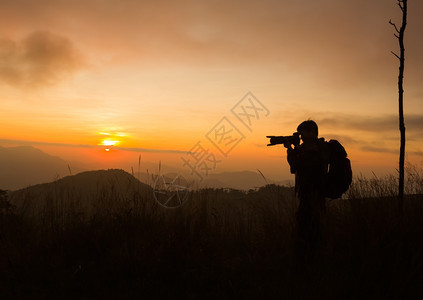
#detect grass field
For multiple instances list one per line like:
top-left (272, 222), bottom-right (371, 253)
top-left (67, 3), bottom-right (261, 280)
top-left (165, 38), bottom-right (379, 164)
top-left (1, 168), bottom-right (423, 299)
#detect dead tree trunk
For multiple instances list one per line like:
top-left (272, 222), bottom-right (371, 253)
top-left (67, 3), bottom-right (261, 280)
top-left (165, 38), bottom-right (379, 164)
top-left (389, 0), bottom-right (407, 217)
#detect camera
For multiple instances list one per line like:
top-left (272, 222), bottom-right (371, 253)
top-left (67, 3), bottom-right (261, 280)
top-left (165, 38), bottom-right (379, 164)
top-left (266, 132), bottom-right (300, 147)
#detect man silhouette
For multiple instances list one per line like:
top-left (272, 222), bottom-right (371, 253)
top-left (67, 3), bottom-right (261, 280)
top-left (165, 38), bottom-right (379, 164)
top-left (284, 120), bottom-right (330, 266)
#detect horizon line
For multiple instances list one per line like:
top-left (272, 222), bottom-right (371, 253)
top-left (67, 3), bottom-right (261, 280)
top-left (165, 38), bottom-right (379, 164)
top-left (0, 139), bottom-right (186, 154)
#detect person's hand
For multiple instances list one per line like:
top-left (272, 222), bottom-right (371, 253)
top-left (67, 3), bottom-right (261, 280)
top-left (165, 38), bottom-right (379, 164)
top-left (284, 142), bottom-right (292, 150)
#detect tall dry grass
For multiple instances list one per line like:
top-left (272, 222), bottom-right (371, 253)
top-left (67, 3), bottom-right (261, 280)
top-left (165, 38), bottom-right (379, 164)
top-left (0, 166), bottom-right (423, 298)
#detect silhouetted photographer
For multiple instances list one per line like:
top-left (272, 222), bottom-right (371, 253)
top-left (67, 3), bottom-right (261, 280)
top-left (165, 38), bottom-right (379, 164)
top-left (267, 120), bottom-right (352, 267)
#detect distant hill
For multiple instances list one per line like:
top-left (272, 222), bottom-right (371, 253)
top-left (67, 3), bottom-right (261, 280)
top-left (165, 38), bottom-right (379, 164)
top-left (9, 169), bottom-right (153, 219)
top-left (0, 145), bottom-right (83, 190)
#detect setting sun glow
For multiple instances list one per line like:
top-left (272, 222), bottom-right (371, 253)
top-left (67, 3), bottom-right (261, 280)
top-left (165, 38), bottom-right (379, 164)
top-left (101, 140), bottom-right (119, 146)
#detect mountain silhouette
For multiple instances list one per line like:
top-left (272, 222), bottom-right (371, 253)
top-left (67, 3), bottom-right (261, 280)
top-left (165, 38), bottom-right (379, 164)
top-left (9, 169), bottom-right (153, 220)
top-left (0, 145), bottom-right (84, 190)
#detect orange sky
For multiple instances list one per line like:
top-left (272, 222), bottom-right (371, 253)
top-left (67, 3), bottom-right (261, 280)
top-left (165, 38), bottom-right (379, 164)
top-left (0, 0), bottom-right (422, 182)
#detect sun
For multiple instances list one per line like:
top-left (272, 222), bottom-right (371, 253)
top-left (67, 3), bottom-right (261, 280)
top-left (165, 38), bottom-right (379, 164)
top-left (98, 131), bottom-right (127, 152)
top-left (101, 139), bottom-right (119, 152)
top-left (101, 139), bottom-right (119, 146)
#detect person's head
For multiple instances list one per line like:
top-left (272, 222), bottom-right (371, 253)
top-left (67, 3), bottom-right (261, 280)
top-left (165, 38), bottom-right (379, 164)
top-left (297, 120), bottom-right (318, 143)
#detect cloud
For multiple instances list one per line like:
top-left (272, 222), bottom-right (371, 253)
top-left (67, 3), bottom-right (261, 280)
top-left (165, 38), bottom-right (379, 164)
top-left (317, 114), bottom-right (423, 134)
top-left (273, 110), bottom-right (423, 137)
top-left (0, 0), bottom-right (422, 98)
top-left (0, 30), bottom-right (84, 88)
top-left (360, 145), bottom-right (397, 154)
top-left (2, 1), bottom-right (423, 68)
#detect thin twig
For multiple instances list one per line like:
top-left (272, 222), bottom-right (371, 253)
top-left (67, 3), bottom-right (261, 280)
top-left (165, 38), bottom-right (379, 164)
top-left (389, 20), bottom-right (400, 33)
top-left (391, 51), bottom-right (400, 60)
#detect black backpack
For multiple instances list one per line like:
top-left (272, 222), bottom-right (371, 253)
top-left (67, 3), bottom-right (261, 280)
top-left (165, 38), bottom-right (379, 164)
top-left (325, 140), bottom-right (352, 199)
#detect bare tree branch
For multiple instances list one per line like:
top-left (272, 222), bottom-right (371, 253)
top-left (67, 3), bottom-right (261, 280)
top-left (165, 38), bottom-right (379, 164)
top-left (389, 19), bottom-right (400, 33)
top-left (391, 51), bottom-right (400, 60)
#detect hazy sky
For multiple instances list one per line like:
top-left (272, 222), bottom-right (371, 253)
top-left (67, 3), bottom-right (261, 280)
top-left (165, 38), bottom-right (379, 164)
top-left (0, 0), bottom-right (422, 181)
